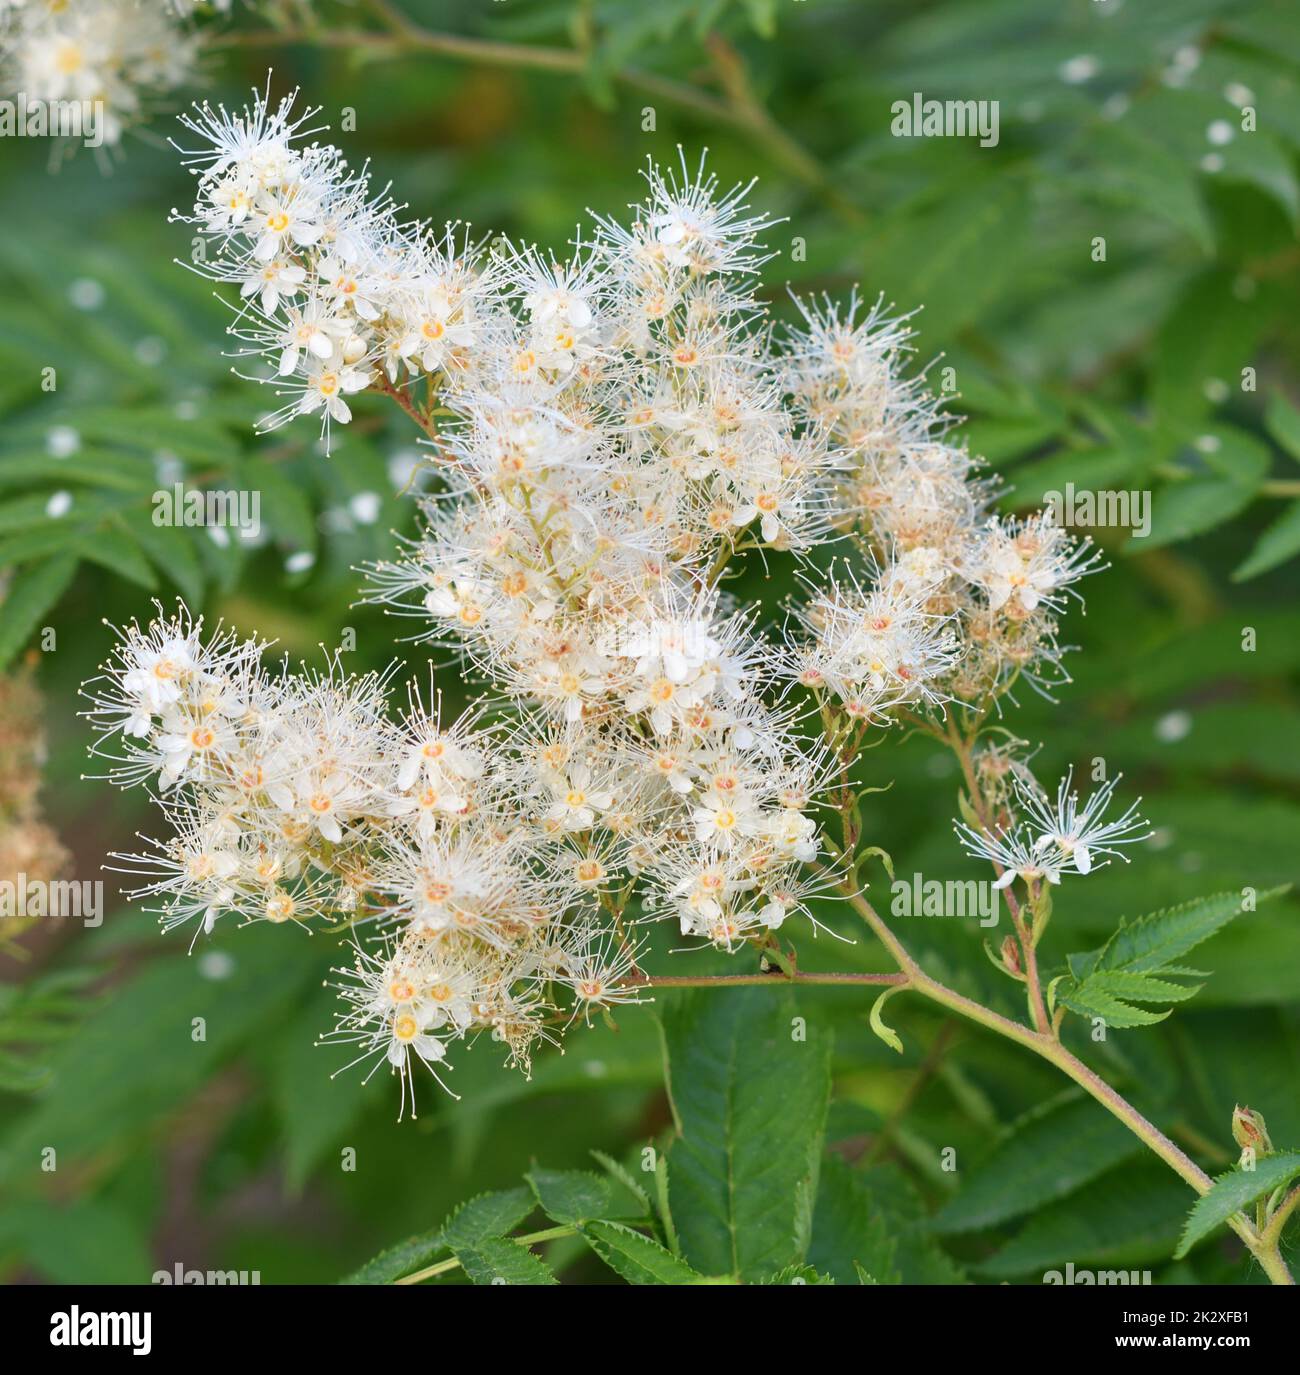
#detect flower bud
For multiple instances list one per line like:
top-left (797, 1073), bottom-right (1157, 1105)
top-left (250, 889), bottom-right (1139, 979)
top-left (1231, 1105), bottom-right (1272, 1154)
top-left (1001, 935), bottom-right (1021, 976)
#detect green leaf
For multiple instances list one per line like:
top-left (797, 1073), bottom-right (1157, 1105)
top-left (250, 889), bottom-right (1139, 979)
top-left (857, 1163), bottom-right (965, 1284)
top-left (1058, 981), bottom-right (1172, 1028)
top-left (869, 985), bottom-right (905, 1054)
top-left (0, 552), bottom-right (77, 670)
top-left (660, 987), bottom-right (832, 1282)
top-left (865, 177), bottom-right (1032, 340)
top-left (0, 969), bottom-right (98, 1093)
top-left (242, 460), bottom-right (317, 555)
top-left (0, 929), bottom-right (317, 1183)
top-left (579, 1219), bottom-right (705, 1284)
top-left (1075, 891), bottom-right (1272, 979)
top-left (1059, 891), bottom-right (1277, 1027)
top-left (340, 1186), bottom-right (536, 1285)
top-left (1142, 478), bottom-right (1255, 549)
top-left (440, 1186), bottom-right (539, 1250)
top-left (1077, 119), bottom-right (1212, 251)
top-left (128, 512), bottom-right (208, 604)
top-left (933, 1093), bottom-right (1144, 1234)
top-left (78, 524), bottom-right (158, 591)
top-left (526, 1167), bottom-right (645, 1225)
top-left (1265, 392), bottom-right (1300, 464)
top-left (1175, 1153), bottom-right (1300, 1260)
top-left (589, 1149), bottom-right (651, 1213)
top-left (0, 1200), bottom-right (153, 1284)
top-left (807, 1153), bottom-right (899, 1283)
top-left (1150, 270), bottom-right (1273, 431)
top-left (341, 1231), bottom-right (448, 1286)
top-left (21, 405), bottom-right (242, 467)
top-left (454, 1236), bottom-right (558, 1286)
top-left (978, 1162), bottom-right (1193, 1278)
top-left (759, 1263), bottom-right (835, 1285)
top-left (1233, 500), bottom-right (1300, 581)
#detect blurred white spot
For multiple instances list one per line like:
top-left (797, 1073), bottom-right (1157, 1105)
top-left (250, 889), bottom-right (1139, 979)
top-left (387, 448), bottom-right (424, 491)
top-left (153, 451), bottom-right (184, 485)
top-left (285, 550), bottom-right (316, 573)
top-left (45, 490), bottom-right (72, 518)
top-left (1148, 826), bottom-right (1175, 851)
top-left (207, 525), bottom-right (231, 548)
top-left (198, 951), bottom-right (236, 981)
top-left (349, 491), bottom-right (381, 524)
top-left (926, 753), bottom-right (956, 779)
top-left (1194, 433), bottom-right (1221, 454)
top-left (1203, 377), bottom-right (1230, 404)
top-left (1207, 119), bottom-right (1234, 146)
top-left (69, 277), bottom-right (105, 311)
top-left (1155, 710), bottom-right (1192, 743)
top-left (174, 400), bottom-right (199, 421)
top-left (1172, 45), bottom-right (1201, 72)
top-left (46, 425), bottom-right (80, 458)
top-left (134, 336), bottom-right (167, 367)
top-left (1224, 83), bottom-right (1255, 108)
top-left (1200, 153), bottom-right (1225, 173)
top-left (1101, 93), bottom-right (1130, 121)
top-left (1060, 55), bottom-right (1099, 84)
top-left (583, 1060), bottom-right (608, 1079)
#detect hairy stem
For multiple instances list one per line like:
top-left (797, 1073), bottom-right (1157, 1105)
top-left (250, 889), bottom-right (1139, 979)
top-left (946, 720), bottom-right (1052, 1036)
top-left (830, 880), bottom-right (1292, 1283)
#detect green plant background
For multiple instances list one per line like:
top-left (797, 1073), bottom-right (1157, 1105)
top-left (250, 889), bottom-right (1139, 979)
top-left (1, 0), bottom-right (1298, 1284)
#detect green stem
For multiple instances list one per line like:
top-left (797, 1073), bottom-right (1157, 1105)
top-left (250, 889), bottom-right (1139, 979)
top-left (831, 883), bottom-right (1292, 1282)
top-left (395, 1224), bottom-right (577, 1285)
top-left (1263, 1182), bottom-right (1300, 1246)
top-left (632, 970), bottom-right (906, 990)
top-left (211, 5), bottom-right (844, 206)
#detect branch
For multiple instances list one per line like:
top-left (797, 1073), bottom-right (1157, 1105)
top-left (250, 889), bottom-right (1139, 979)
top-left (829, 878), bottom-right (1291, 1281)
top-left (627, 969), bottom-right (907, 990)
top-left (208, 4), bottom-right (849, 209)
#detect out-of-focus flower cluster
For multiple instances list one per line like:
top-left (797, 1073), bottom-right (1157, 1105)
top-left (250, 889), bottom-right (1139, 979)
top-left (1, 666), bottom-right (70, 951)
top-left (0, 1), bottom-right (226, 149)
top-left (85, 86), bottom-right (1121, 1112)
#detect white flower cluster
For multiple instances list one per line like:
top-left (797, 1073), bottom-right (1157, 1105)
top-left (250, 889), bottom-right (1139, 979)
top-left (84, 605), bottom-right (649, 1115)
top-left (780, 293), bottom-right (1104, 700)
top-left (172, 88), bottom-right (501, 438)
top-left (85, 86), bottom-right (1123, 1112)
top-left (0, 0), bottom-right (214, 148)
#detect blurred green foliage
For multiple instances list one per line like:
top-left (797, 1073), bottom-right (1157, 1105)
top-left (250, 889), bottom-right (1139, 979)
top-left (0, 0), bottom-right (1297, 1284)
